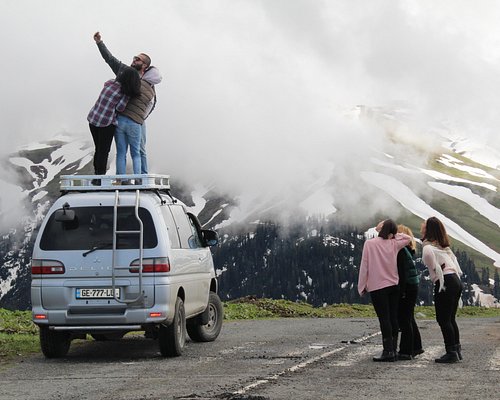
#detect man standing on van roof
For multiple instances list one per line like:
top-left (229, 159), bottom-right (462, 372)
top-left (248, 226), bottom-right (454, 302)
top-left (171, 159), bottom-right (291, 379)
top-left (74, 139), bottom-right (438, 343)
top-left (93, 32), bottom-right (162, 175)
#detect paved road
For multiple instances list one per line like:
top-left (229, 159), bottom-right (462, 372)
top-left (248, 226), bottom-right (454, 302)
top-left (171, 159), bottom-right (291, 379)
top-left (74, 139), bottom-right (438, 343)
top-left (1, 317), bottom-right (499, 400)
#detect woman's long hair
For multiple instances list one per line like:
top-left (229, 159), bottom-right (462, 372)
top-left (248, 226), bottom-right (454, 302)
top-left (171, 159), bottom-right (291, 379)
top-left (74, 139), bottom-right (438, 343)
top-left (398, 224), bottom-right (416, 251)
top-left (117, 66), bottom-right (141, 98)
top-left (378, 219), bottom-right (398, 239)
top-left (423, 216), bottom-right (450, 248)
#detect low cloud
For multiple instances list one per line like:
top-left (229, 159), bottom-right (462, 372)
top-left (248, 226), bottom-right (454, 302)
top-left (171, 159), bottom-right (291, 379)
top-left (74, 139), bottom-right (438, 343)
top-left (1, 0), bottom-right (499, 224)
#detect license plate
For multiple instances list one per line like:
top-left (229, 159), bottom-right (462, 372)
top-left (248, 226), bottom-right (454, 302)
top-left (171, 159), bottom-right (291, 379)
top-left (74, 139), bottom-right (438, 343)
top-left (76, 288), bottom-right (120, 299)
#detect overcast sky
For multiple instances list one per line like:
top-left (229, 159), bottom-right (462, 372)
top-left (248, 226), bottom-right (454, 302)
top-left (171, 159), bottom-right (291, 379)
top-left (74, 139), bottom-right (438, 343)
top-left (1, 0), bottom-right (500, 221)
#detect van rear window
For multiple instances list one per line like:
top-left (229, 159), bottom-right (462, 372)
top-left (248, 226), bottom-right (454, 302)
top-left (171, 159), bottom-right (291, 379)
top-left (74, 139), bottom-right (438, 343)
top-left (40, 207), bottom-right (158, 250)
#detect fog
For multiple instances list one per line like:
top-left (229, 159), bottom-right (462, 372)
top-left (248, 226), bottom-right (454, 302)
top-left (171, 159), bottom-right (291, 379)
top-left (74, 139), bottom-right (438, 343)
top-left (1, 0), bottom-right (500, 223)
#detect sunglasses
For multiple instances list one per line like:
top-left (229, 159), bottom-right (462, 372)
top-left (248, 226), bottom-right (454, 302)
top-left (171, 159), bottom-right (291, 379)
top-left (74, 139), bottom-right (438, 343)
top-left (133, 56), bottom-right (146, 63)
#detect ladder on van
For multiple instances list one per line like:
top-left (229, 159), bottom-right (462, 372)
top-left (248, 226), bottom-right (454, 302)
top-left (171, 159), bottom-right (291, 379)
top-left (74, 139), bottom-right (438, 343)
top-left (112, 189), bottom-right (144, 304)
top-left (59, 174), bottom-right (172, 305)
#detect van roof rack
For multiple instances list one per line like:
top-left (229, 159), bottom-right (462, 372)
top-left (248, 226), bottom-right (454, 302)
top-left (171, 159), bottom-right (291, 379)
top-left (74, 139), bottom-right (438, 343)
top-left (60, 174), bottom-right (171, 192)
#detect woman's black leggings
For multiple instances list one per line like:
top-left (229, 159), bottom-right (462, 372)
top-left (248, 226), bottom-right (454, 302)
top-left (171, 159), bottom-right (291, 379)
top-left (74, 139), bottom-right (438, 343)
top-left (434, 274), bottom-right (463, 347)
top-left (90, 123), bottom-right (115, 175)
top-left (370, 285), bottom-right (400, 350)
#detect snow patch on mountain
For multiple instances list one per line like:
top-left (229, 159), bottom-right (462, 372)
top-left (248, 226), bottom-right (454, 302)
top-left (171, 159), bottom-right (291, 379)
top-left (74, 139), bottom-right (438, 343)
top-left (204, 205), bottom-right (228, 227)
top-left (0, 260), bottom-right (21, 298)
top-left (443, 136), bottom-right (500, 170)
top-left (370, 156), bottom-right (422, 175)
top-left (471, 284), bottom-right (500, 308)
top-left (188, 185), bottom-right (209, 215)
top-left (428, 182), bottom-right (500, 228)
top-left (0, 212), bottom-right (42, 301)
top-left (420, 168), bottom-right (497, 191)
top-left (32, 190), bottom-right (48, 202)
top-left (437, 154), bottom-right (498, 181)
top-left (10, 137), bottom-right (93, 192)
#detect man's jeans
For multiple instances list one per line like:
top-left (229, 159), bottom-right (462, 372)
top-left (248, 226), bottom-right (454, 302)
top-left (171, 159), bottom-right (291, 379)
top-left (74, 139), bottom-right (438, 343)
top-left (115, 115), bottom-right (141, 174)
top-left (140, 123), bottom-right (148, 174)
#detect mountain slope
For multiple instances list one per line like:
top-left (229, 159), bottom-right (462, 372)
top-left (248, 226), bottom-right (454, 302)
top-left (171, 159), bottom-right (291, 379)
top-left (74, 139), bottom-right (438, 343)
top-left (1, 109), bottom-right (499, 309)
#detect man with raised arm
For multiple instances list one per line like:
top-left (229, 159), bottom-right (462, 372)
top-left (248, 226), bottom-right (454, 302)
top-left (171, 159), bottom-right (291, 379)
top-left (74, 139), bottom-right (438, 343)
top-left (93, 32), bottom-right (162, 175)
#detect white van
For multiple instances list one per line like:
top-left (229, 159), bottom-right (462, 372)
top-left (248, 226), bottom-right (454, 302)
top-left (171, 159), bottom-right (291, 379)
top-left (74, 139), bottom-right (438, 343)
top-left (31, 174), bottom-right (223, 358)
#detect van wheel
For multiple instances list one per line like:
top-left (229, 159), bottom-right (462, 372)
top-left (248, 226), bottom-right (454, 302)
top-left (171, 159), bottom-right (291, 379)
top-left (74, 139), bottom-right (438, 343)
top-left (159, 297), bottom-right (186, 357)
top-left (39, 326), bottom-right (71, 358)
top-left (187, 292), bottom-right (223, 342)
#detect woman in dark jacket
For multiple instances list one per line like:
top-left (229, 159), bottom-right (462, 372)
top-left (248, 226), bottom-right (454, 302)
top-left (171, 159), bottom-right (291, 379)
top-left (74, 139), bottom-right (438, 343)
top-left (395, 225), bottom-right (423, 360)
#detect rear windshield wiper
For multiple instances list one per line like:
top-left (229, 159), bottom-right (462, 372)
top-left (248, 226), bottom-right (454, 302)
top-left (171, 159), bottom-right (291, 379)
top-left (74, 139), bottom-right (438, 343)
top-left (82, 242), bottom-right (112, 257)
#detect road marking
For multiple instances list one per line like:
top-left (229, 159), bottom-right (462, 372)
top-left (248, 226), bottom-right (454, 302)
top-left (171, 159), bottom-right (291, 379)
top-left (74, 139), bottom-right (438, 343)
top-left (489, 347), bottom-right (500, 371)
top-left (308, 343), bottom-right (336, 349)
top-left (233, 331), bottom-right (381, 396)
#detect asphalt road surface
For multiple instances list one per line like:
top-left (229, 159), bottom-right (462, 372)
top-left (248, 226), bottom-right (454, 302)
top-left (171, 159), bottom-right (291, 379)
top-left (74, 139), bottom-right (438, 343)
top-left (1, 317), bottom-right (499, 400)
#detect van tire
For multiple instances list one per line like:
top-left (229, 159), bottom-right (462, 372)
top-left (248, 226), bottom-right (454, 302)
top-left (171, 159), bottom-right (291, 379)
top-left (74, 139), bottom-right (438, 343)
top-left (39, 326), bottom-right (71, 358)
top-left (159, 297), bottom-right (186, 357)
top-left (186, 292), bottom-right (223, 342)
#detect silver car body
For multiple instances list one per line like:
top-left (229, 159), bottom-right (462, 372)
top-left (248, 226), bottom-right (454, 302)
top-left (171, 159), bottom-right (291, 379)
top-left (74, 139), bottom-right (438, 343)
top-left (31, 175), bottom-right (217, 333)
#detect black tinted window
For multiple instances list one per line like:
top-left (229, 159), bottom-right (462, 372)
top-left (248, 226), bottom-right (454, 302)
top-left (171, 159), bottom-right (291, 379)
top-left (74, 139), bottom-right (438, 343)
top-left (40, 207), bottom-right (158, 250)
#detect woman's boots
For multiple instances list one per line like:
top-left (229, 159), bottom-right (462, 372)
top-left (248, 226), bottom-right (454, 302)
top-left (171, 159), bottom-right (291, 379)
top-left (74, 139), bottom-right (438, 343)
top-left (373, 350), bottom-right (396, 362)
top-left (373, 337), bottom-right (396, 362)
top-left (373, 339), bottom-right (461, 363)
top-left (435, 345), bottom-right (460, 363)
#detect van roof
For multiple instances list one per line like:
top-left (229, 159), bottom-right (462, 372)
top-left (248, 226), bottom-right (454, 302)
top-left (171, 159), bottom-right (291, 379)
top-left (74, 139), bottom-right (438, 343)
top-left (60, 174), bottom-right (171, 192)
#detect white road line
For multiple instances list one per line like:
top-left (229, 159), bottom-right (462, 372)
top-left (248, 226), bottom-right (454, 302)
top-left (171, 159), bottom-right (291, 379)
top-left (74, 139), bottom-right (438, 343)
top-left (233, 331), bottom-right (381, 396)
top-left (489, 347), bottom-right (500, 371)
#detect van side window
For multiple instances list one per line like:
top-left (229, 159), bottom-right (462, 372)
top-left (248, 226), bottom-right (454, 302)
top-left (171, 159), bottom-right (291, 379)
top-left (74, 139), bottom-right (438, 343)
top-left (169, 205), bottom-right (201, 249)
top-left (161, 207), bottom-right (181, 249)
top-left (186, 213), bottom-right (204, 248)
top-left (187, 214), bottom-right (203, 249)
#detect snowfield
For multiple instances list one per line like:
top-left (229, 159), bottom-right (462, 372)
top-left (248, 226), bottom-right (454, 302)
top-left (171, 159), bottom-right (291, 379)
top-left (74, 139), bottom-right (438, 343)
top-left (437, 154), bottom-right (499, 181)
top-left (443, 136), bottom-right (500, 170)
top-left (428, 182), bottom-right (500, 229)
top-left (420, 168), bottom-right (497, 191)
top-left (471, 284), bottom-right (500, 308)
top-left (10, 137), bottom-right (93, 192)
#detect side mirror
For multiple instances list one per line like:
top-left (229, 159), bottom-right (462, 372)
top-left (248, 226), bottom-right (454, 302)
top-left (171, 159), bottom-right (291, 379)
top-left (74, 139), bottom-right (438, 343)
top-left (202, 230), bottom-right (218, 247)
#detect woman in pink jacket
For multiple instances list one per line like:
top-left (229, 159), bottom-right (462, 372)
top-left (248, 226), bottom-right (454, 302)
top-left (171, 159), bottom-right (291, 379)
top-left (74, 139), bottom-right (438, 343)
top-left (358, 219), bottom-right (411, 362)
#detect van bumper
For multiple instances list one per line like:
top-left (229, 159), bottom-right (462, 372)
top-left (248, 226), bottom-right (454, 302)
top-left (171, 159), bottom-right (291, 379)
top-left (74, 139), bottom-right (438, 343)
top-left (31, 284), bottom-right (175, 327)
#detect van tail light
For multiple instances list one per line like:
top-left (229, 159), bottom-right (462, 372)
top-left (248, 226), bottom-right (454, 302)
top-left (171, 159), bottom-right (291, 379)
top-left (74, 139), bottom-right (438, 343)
top-left (129, 257), bottom-right (170, 273)
top-left (149, 312), bottom-right (163, 318)
top-left (31, 259), bottom-right (65, 275)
